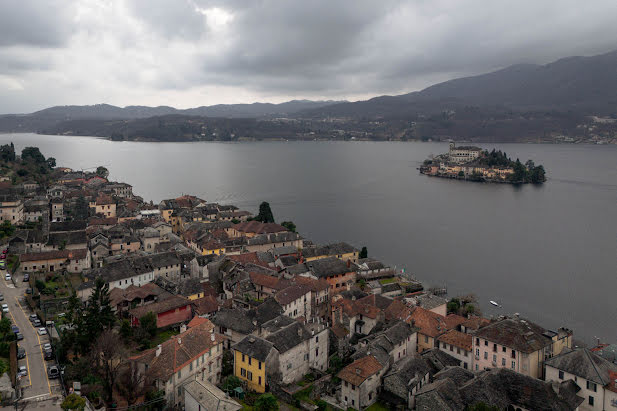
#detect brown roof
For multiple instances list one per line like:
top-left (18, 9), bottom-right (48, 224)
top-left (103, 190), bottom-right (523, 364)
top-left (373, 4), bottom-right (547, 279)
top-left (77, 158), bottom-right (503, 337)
top-left (461, 316), bottom-right (491, 331)
top-left (249, 272), bottom-right (280, 289)
top-left (474, 318), bottom-right (556, 354)
top-left (444, 314), bottom-right (467, 330)
top-left (384, 299), bottom-right (412, 321)
top-left (129, 295), bottom-right (191, 318)
top-left (191, 296), bottom-right (219, 316)
top-left (407, 306), bottom-right (448, 338)
top-left (89, 217), bottom-right (118, 226)
top-left (437, 329), bottom-right (473, 351)
top-left (233, 221), bottom-right (288, 235)
top-left (130, 320), bottom-right (224, 382)
top-left (20, 249), bottom-right (88, 262)
top-left (291, 276), bottom-right (329, 292)
top-left (95, 194), bottom-right (114, 205)
top-left (332, 297), bottom-right (381, 320)
top-left (274, 284), bottom-right (311, 306)
top-left (338, 355), bottom-right (384, 386)
top-left (331, 323), bottom-right (349, 339)
top-left (187, 316), bottom-right (209, 328)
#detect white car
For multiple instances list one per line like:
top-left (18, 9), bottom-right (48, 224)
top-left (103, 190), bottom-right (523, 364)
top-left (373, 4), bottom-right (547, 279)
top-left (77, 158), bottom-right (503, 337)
top-left (43, 343), bottom-right (52, 351)
top-left (37, 328), bottom-right (47, 335)
top-left (17, 365), bottom-right (27, 377)
top-left (4, 274), bottom-right (10, 281)
top-left (1, 304), bottom-right (8, 313)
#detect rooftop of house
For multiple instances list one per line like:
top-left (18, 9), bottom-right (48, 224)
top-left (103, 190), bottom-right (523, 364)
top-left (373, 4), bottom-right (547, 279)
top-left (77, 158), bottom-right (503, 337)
top-left (129, 295), bottom-right (190, 318)
top-left (260, 315), bottom-right (297, 334)
top-left (183, 379), bottom-right (241, 411)
top-left (408, 306), bottom-right (448, 338)
top-left (232, 336), bottom-right (275, 363)
top-left (155, 277), bottom-right (203, 297)
top-left (211, 307), bottom-right (256, 335)
top-left (233, 221), bottom-right (288, 234)
top-left (249, 272), bottom-right (280, 289)
top-left (47, 230), bottom-right (87, 247)
top-left (415, 377), bottom-right (464, 411)
top-left (265, 322), bottom-right (314, 354)
top-left (433, 366), bottom-right (475, 387)
top-left (269, 246), bottom-right (298, 257)
top-left (290, 275), bottom-right (329, 292)
top-left (274, 284), bottom-right (311, 306)
top-left (284, 263), bottom-right (310, 276)
top-left (414, 293), bottom-right (448, 310)
top-left (191, 296), bottom-right (220, 316)
top-left (306, 256), bottom-right (355, 278)
top-left (302, 242), bottom-right (358, 258)
top-left (461, 316), bottom-right (491, 331)
top-left (474, 317), bottom-right (559, 354)
top-left (49, 220), bottom-right (87, 232)
top-left (20, 248), bottom-right (88, 262)
top-left (338, 355), bottom-right (384, 386)
top-left (130, 320), bottom-right (224, 382)
top-left (383, 356), bottom-right (431, 400)
top-left (437, 329), bottom-right (473, 352)
top-left (384, 299), bottom-right (412, 322)
top-left (109, 282), bottom-right (170, 307)
top-left (545, 348), bottom-right (617, 386)
top-left (592, 343), bottom-right (617, 364)
top-left (420, 348), bottom-right (461, 375)
top-left (246, 231), bottom-right (301, 246)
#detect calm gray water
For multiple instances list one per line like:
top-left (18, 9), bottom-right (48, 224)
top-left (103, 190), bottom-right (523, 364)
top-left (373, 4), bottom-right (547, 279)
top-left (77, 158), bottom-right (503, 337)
top-left (2, 133), bottom-right (616, 344)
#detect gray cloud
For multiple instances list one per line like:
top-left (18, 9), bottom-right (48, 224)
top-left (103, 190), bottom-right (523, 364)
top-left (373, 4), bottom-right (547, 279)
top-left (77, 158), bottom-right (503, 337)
top-left (1, 0), bottom-right (617, 112)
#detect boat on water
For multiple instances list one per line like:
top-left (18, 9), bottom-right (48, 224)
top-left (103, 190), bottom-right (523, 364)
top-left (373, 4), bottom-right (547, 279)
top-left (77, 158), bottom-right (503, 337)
top-left (489, 300), bottom-right (501, 307)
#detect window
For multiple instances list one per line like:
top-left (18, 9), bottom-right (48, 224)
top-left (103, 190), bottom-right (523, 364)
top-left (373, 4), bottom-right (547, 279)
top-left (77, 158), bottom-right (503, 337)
top-left (247, 371), bottom-right (253, 381)
top-left (258, 376), bottom-right (262, 385)
top-left (351, 384), bottom-right (355, 391)
top-left (587, 381), bottom-right (597, 392)
top-left (484, 352), bottom-right (488, 360)
top-left (511, 361), bottom-right (515, 369)
top-left (493, 344), bottom-right (497, 352)
top-left (484, 340), bottom-right (488, 346)
top-left (241, 368), bottom-right (246, 377)
top-left (558, 370), bottom-right (564, 380)
top-left (344, 381), bottom-right (348, 387)
top-left (457, 348), bottom-right (460, 355)
top-left (258, 361), bottom-right (262, 370)
top-left (502, 346), bottom-right (506, 353)
top-left (511, 350), bottom-right (516, 359)
top-left (501, 358), bottom-right (505, 366)
top-left (476, 348), bottom-right (479, 356)
top-left (424, 335), bottom-right (429, 343)
top-left (178, 370), bottom-right (182, 379)
top-left (316, 348), bottom-right (319, 356)
top-left (190, 362), bottom-right (193, 371)
top-left (242, 354), bottom-right (245, 363)
top-left (369, 392), bottom-right (372, 400)
top-left (492, 354), bottom-right (496, 363)
top-left (248, 357), bottom-right (252, 366)
top-left (588, 396), bottom-right (594, 406)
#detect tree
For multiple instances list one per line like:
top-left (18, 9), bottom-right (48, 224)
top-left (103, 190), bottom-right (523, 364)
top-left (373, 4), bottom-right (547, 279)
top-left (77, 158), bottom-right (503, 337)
top-left (0, 143), bottom-right (15, 162)
top-left (91, 330), bottom-right (126, 404)
top-left (96, 166), bottom-right (109, 179)
top-left (465, 402), bottom-right (499, 411)
top-left (281, 221), bottom-right (296, 232)
top-left (447, 298), bottom-right (461, 314)
top-left (255, 201), bottom-right (275, 223)
top-left (61, 393), bottom-right (86, 410)
top-left (510, 159), bottom-right (527, 182)
top-left (116, 363), bottom-right (148, 406)
top-left (255, 393), bottom-right (279, 411)
top-left (0, 318), bottom-right (11, 335)
top-left (47, 157), bottom-right (57, 168)
top-left (74, 195), bottom-right (89, 220)
top-left (140, 312), bottom-right (157, 338)
top-left (221, 375), bottom-right (242, 392)
top-left (119, 319), bottom-right (133, 341)
top-left (21, 146), bottom-right (46, 163)
top-left (0, 221), bottom-right (15, 238)
top-left (359, 246), bottom-right (368, 259)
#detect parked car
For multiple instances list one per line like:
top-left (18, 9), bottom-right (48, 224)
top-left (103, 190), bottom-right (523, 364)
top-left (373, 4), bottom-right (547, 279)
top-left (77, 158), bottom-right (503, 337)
top-left (0, 262), bottom-right (6, 270)
top-left (47, 365), bottom-right (59, 378)
top-left (2, 304), bottom-right (8, 313)
top-left (43, 343), bottom-right (52, 351)
top-left (23, 274), bottom-right (29, 282)
top-left (44, 349), bottom-right (53, 360)
top-left (37, 328), bottom-right (47, 335)
top-left (29, 314), bottom-right (38, 322)
top-left (25, 288), bottom-right (32, 294)
top-left (4, 273), bottom-right (10, 281)
top-left (33, 319), bottom-right (41, 327)
top-left (11, 325), bottom-right (19, 334)
top-left (15, 332), bottom-right (23, 341)
top-left (17, 365), bottom-right (27, 378)
top-left (0, 294), bottom-right (4, 301)
top-left (17, 347), bottom-right (26, 359)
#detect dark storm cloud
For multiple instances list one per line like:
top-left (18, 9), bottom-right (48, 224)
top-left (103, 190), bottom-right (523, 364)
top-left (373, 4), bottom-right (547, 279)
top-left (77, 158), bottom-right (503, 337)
top-left (1, 0), bottom-right (617, 112)
top-left (0, 0), bottom-right (72, 47)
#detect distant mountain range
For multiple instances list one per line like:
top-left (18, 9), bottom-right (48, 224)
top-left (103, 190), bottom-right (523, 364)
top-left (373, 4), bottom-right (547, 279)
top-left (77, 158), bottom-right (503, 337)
top-left (0, 49), bottom-right (615, 143)
top-left (302, 49), bottom-right (617, 119)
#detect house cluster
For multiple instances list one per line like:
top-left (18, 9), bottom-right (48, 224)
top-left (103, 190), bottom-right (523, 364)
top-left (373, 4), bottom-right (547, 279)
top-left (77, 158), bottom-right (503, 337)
top-left (2, 164), bottom-right (610, 411)
top-left (420, 142), bottom-right (515, 181)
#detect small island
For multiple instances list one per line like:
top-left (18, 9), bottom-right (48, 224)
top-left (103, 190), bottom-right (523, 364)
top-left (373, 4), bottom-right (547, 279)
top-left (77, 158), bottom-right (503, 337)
top-left (420, 143), bottom-right (546, 184)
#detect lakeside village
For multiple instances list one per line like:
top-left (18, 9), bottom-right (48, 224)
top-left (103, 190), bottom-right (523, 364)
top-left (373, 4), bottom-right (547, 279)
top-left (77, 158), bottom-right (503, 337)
top-left (0, 143), bottom-right (614, 411)
top-left (420, 143), bottom-right (547, 184)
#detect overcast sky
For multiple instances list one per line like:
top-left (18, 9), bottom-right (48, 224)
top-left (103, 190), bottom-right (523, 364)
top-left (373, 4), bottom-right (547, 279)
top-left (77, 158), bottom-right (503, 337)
top-left (1, 0), bottom-right (617, 113)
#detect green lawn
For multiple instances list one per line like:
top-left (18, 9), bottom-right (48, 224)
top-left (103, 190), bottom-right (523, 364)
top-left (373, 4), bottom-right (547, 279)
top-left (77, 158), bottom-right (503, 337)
top-left (365, 402), bottom-right (391, 411)
top-left (378, 278), bottom-right (396, 285)
top-left (151, 329), bottom-right (179, 346)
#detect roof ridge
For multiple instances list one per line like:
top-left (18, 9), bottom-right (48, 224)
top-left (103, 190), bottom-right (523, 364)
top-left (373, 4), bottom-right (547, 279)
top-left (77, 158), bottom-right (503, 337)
top-left (584, 348), bottom-right (607, 385)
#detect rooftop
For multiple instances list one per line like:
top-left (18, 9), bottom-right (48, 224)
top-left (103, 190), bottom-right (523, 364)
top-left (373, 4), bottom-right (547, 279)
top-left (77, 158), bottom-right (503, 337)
top-left (337, 355), bottom-right (384, 386)
top-left (232, 336), bottom-right (274, 363)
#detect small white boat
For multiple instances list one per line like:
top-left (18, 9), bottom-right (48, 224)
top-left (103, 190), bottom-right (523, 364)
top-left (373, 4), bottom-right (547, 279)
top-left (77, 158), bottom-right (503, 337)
top-left (489, 300), bottom-right (501, 307)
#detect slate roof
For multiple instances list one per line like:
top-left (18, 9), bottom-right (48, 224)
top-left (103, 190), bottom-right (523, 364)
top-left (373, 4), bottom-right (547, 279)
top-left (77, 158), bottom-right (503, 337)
top-left (274, 284), bottom-right (310, 306)
top-left (233, 221), bottom-right (288, 235)
top-left (211, 308), bottom-right (256, 335)
top-left (474, 317), bottom-right (554, 354)
top-left (284, 263), bottom-right (310, 276)
top-left (357, 294), bottom-right (393, 311)
top-left (232, 336), bottom-right (275, 363)
top-left (49, 221), bottom-right (87, 232)
top-left (461, 316), bottom-right (491, 331)
top-left (420, 348), bottom-right (461, 375)
top-left (246, 232), bottom-right (301, 246)
top-left (20, 249), bottom-right (88, 262)
top-left (415, 294), bottom-right (447, 310)
top-left (47, 231), bottom-right (87, 247)
top-left (184, 379), bottom-right (241, 411)
top-left (338, 355), bottom-right (384, 386)
top-left (266, 322), bottom-right (312, 353)
top-left (458, 368), bottom-right (584, 410)
top-left (592, 344), bottom-right (617, 364)
top-left (383, 356), bottom-right (431, 400)
top-left (433, 366), bottom-right (475, 386)
top-left (415, 378), bottom-right (464, 411)
top-left (260, 315), bottom-right (296, 334)
top-left (545, 348), bottom-right (617, 385)
top-left (131, 320), bottom-right (224, 382)
top-left (306, 256), bottom-right (354, 278)
top-left (302, 242), bottom-right (358, 258)
top-left (252, 298), bottom-right (284, 324)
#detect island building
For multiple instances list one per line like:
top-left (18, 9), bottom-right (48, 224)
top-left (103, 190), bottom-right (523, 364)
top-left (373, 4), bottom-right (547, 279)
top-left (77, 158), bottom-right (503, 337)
top-left (448, 142), bottom-right (483, 164)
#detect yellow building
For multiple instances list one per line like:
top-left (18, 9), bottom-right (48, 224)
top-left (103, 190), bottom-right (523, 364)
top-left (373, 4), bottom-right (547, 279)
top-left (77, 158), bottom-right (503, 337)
top-left (232, 336), bottom-right (275, 393)
top-left (89, 194), bottom-right (116, 217)
top-left (197, 238), bottom-right (225, 256)
top-left (303, 242), bottom-right (359, 264)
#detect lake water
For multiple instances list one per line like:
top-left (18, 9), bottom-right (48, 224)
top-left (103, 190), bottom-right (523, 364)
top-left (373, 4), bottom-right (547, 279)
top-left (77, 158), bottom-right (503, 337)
top-left (2, 133), bottom-right (616, 344)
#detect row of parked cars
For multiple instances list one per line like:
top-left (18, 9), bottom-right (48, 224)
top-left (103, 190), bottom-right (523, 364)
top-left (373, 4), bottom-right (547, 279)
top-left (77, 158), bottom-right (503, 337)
top-left (16, 314), bottom-right (59, 380)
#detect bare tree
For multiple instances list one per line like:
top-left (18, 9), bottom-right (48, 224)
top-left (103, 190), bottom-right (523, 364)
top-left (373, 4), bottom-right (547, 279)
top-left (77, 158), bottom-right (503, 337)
top-left (91, 330), bottom-right (126, 404)
top-left (116, 362), bottom-right (149, 406)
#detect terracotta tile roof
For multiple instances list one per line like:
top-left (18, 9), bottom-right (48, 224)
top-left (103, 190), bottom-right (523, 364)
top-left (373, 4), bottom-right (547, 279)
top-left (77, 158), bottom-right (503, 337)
top-left (187, 316), bottom-right (209, 329)
top-left (274, 284), bottom-right (311, 306)
top-left (444, 314), bottom-right (467, 330)
top-left (129, 295), bottom-right (191, 319)
top-left (384, 299), bottom-right (412, 321)
top-left (407, 306), bottom-right (448, 338)
top-left (338, 355), bottom-right (384, 386)
top-left (20, 248), bottom-right (88, 262)
top-left (331, 323), bottom-right (349, 339)
top-left (249, 272), bottom-right (280, 289)
top-left (191, 295), bottom-right (220, 316)
top-left (95, 194), bottom-right (114, 205)
top-left (461, 316), bottom-right (491, 331)
top-left (332, 297), bottom-right (381, 319)
top-left (130, 320), bottom-right (224, 382)
top-left (291, 276), bottom-right (329, 292)
top-left (437, 329), bottom-right (473, 351)
top-left (232, 221), bottom-right (288, 235)
top-left (88, 217), bottom-right (118, 226)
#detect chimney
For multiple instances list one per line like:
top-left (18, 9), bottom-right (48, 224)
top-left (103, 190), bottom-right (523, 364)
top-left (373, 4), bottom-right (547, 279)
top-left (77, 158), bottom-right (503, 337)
top-left (155, 344), bottom-right (162, 357)
top-left (211, 333), bottom-right (215, 342)
top-left (178, 337), bottom-right (182, 345)
top-left (180, 324), bottom-right (187, 333)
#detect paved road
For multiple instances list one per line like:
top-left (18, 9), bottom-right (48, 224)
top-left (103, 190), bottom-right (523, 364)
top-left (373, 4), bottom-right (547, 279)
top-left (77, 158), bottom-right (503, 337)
top-left (0, 270), bottom-right (63, 407)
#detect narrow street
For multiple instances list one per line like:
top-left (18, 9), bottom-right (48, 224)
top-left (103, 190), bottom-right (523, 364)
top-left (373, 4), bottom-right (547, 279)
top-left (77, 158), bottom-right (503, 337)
top-left (0, 270), bottom-right (63, 410)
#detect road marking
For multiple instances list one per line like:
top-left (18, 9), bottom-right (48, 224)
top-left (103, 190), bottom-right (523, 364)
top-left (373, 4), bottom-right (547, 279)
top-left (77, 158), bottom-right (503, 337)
top-left (11, 298), bottom-right (32, 387)
top-left (22, 393), bottom-right (50, 401)
top-left (14, 296), bottom-right (52, 395)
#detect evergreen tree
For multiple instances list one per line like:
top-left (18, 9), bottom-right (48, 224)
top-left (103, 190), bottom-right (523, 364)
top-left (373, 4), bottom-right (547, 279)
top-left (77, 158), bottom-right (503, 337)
top-left (281, 221), bottom-right (296, 232)
top-left (256, 202), bottom-right (275, 223)
top-left (359, 246), bottom-right (368, 259)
